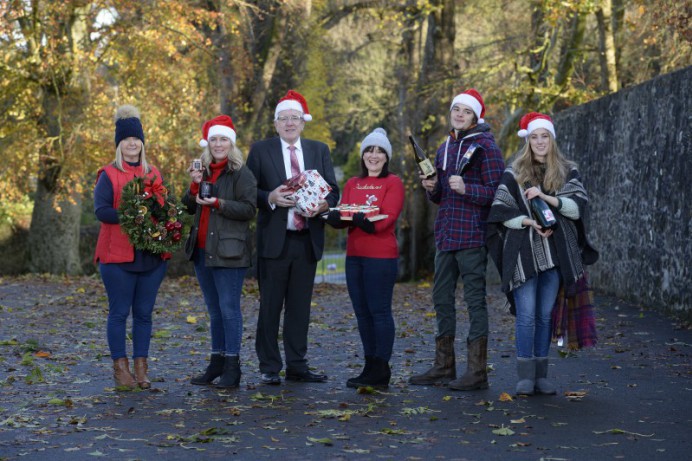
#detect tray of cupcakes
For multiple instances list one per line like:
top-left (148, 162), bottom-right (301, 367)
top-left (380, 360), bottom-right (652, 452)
top-left (326, 204), bottom-right (388, 221)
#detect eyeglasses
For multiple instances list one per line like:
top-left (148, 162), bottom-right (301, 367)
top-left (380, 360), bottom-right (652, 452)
top-left (276, 115), bottom-right (303, 124)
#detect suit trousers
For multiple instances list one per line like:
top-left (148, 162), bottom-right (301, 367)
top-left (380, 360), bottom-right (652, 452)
top-left (255, 231), bottom-right (317, 374)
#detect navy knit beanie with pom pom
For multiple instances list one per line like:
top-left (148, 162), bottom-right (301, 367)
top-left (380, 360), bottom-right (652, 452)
top-left (114, 105), bottom-right (145, 147)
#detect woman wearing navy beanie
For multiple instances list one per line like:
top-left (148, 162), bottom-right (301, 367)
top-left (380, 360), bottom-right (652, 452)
top-left (94, 105), bottom-right (168, 390)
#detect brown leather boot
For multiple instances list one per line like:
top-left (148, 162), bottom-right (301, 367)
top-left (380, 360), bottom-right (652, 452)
top-left (449, 336), bottom-right (489, 391)
top-left (408, 336), bottom-right (456, 385)
top-left (113, 358), bottom-right (136, 389)
top-left (133, 357), bottom-right (151, 389)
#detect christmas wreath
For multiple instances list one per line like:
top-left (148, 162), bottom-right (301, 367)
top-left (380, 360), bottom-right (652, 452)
top-left (118, 175), bottom-right (186, 254)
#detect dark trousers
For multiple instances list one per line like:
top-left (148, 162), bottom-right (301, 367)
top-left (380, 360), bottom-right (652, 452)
top-left (255, 232), bottom-right (317, 374)
top-left (432, 246), bottom-right (488, 341)
top-left (345, 256), bottom-right (398, 362)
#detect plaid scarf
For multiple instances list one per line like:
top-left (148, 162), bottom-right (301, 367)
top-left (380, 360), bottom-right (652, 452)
top-left (551, 272), bottom-right (598, 350)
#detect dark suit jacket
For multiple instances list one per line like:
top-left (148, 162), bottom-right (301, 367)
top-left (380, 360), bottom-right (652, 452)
top-left (246, 137), bottom-right (339, 261)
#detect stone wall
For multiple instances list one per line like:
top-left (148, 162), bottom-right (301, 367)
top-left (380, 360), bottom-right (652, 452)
top-left (553, 66), bottom-right (691, 320)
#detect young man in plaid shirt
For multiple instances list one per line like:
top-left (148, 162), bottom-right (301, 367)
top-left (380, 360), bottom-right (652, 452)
top-left (409, 88), bottom-right (505, 390)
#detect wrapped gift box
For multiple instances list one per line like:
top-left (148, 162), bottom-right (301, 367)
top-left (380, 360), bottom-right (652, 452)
top-left (284, 169), bottom-right (332, 217)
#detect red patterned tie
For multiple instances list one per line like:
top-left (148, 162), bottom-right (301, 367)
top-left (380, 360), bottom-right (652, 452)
top-left (289, 145), bottom-right (305, 230)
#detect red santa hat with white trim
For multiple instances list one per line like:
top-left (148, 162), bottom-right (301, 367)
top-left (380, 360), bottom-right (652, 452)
top-left (449, 88), bottom-right (485, 124)
top-left (517, 112), bottom-right (556, 139)
top-left (274, 89), bottom-right (312, 122)
top-left (199, 115), bottom-right (236, 148)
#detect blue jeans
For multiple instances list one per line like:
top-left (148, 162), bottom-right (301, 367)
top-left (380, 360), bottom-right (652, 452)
top-left (432, 247), bottom-right (488, 341)
top-left (513, 268), bottom-right (561, 358)
top-left (193, 249), bottom-right (247, 355)
top-left (345, 256), bottom-right (398, 362)
top-left (100, 261), bottom-right (167, 360)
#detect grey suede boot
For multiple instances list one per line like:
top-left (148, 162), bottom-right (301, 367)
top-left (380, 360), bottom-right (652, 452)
top-left (408, 336), bottom-right (456, 385)
top-left (516, 357), bottom-right (535, 396)
top-left (534, 357), bottom-right (557, 395)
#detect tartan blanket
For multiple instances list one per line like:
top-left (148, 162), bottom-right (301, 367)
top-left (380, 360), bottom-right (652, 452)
top-left (551, 272), bottom-right (598, 350)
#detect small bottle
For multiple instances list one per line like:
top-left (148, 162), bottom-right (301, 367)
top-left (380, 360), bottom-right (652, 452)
top-left (525, 182), bottom-right (558, 230)
top-left (456, 143), bottom-right (479, 176)
top-left (200, 181), bottom-right (214, 199)
top-left (409, 136), bottom-right (436, 179)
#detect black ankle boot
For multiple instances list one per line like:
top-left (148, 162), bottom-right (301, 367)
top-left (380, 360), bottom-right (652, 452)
top-left (346, 355), bottom-right (373, 388)
top-left (348, 357), bottom-right (390, 388)
top-left (216, 356), bottom-right (241, 388)
top-left (190, 354), bottom-right (225, 385)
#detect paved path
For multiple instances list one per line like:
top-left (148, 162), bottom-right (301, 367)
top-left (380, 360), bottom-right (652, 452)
top-left (0, 276), bottom-right (689, 460)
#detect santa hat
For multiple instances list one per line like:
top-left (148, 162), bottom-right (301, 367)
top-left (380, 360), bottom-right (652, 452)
top-left (114, 105), bottom-right (145, 147)
top-left (517, 112), bottom-right (555, 139)
top-left (199, 115), bottom-right (236, 148)
top-left (449, 88), bottom-right (485, 124)
top-left (274, 89), bottom-right (312, 122)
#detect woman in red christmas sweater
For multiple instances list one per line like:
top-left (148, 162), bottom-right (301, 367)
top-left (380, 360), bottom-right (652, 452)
top-left (182, 115), bottom-right (257, 388)
top-left (326, 128), bottom-right (404, 388)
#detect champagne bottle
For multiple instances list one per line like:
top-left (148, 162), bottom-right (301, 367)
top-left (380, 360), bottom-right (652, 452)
top-left (408, 135), bottom-right (436, 179)
top-left (525, 182), bottom-right (558, 230)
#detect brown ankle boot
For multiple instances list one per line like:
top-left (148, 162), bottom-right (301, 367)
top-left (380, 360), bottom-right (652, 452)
top-left (113, 358), bottom-right (136, 389)
top-left (133, 357), bottom-right (151, 389)
top-left (449, 336), bottom-right (489, 391)
top-left (408, 336), bottom-right (456, 385)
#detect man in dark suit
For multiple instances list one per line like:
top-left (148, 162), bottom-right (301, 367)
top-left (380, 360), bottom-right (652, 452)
top-left (247, 90), bottom-right (339, 385)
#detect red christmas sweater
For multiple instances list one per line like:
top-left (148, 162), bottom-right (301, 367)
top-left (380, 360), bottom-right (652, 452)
top-left (341, 174), bottom-right (405, 258)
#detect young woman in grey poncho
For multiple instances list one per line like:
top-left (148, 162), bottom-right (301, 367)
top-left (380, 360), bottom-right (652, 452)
top-left (486, 112), bottom-right (596, 396)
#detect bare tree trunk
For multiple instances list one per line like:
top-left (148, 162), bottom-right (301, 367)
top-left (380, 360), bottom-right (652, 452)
top-left (611, 0), bottom-right (626, 69)
top-left (209, 3), bottom-right (237, 117)
top-left (29, 179), bottom-right (82, 275)
top-left (555, 11), bottom-right (586, 92)
top-left (596, 0), bottom-right (619, 92)
top-left (244, 11), bottom-right (288, 140)
top-left (528, 0), bottom-right (550, 87)
top-left (26, 4), bottom-right (90, 275)
top-left (500, 0), bottom-right (551, 156)
top-left (397, 0), bottom-right (455, 279)
top-left (395, 1), bottom-right (418, 280)
top-left (29, 91), bottom-right (82, 275)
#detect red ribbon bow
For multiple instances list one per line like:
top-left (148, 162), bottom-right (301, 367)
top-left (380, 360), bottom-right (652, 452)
top-left (143, 179), bottom-right (167, 206)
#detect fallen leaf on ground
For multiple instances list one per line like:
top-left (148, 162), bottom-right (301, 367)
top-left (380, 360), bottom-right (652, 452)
top-left (492, 425), bottom-right (515, 436)
top-left (306, 436), bottom-right (333, 446)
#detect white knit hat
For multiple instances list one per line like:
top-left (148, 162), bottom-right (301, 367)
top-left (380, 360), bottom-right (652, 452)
top-left (360, 127), bottom-right (392, 160)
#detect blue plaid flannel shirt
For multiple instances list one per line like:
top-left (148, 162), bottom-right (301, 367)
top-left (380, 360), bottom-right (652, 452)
top-left (427, 129), bottom-right (505, 251)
